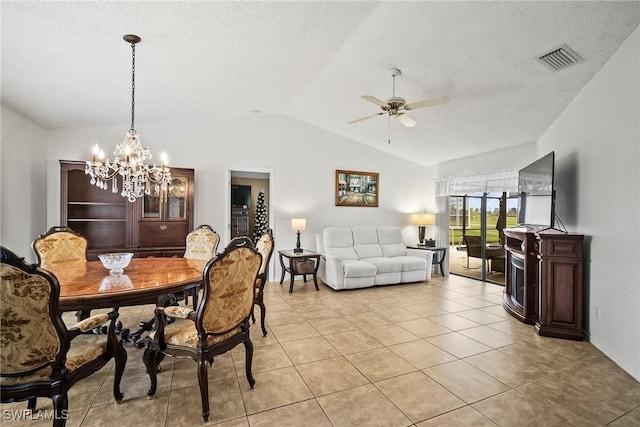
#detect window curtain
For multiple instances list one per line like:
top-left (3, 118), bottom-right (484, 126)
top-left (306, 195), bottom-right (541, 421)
top-left (433, 169), bottom-right (517, 276)
top-left (435, 169), bottom-right (518, 197)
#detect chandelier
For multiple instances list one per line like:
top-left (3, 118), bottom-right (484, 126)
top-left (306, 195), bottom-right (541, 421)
top-left (85, 34), bottom-right (171, 202)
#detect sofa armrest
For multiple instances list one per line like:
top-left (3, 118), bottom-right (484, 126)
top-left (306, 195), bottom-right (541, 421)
top-left (406, 248), bottom-right (434, 280)
top-left (319, 253), bottom-right (344, 288)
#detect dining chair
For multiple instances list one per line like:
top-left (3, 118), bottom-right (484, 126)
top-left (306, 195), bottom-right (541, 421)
top-left (32, 226), bottom-right (87, 269)
top-left (0, 246), bottom-right (127, 427)
top-left (32, 226), bottom-right (90, 322)
top-left (183, 225), bottom-right (220, 308)
top-left (252, 229), bottom-right (274, 336)
top-left (143, 236), bottom-right (262, 422)
top-left (184, 224), bottom-right (220, 260)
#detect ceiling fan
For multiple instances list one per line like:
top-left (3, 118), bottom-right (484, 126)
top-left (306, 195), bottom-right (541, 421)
top-left (349, 68), bottom-right (449, 128)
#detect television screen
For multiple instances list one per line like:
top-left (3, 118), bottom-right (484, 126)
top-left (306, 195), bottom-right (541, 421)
top-left (231, 184), bottom-right (251, 207)
top-left (517, 151), bottom-right (555, 228)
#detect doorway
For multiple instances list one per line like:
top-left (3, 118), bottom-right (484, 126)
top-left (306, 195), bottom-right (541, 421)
top-left (448, 192), bottom-right (517, 285)
top-left (229, 170), bottom-right (272, 242)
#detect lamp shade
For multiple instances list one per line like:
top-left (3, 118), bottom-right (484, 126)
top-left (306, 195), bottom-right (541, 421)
top-left (411, 213), bottom-right (434, 226)
top-left (291, 218), bottom-right (306, 231)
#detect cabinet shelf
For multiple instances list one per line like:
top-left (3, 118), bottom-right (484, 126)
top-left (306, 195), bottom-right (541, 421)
top-left (68, 201), bottom-right (126, 206)
top-left (68, 218), bottom-right (127, 222)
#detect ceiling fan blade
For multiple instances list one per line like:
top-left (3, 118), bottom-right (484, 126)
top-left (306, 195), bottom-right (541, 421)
top-left (361, 95), bottom-right (389, 108)
top-left (397, 113), bottom-right (416, 128)
top-left (404, 96), bottom-right (449, 110)
top-left (349, 112), bottom-right (384, 124)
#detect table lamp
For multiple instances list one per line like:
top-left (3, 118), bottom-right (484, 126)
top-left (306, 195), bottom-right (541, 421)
top-left (411, 213), bottom-right (434, 246)
top-left (291, 218), bottom-right (306, 254)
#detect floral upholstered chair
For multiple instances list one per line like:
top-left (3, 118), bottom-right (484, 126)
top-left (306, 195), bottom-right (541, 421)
top-left (184, 225), bottom-right (220, 260)
top-left (182, 225), bottom-right (220, 307)
top-left (32, 226), bottom-right (88, 269)
top-left (0, 246), bottom-right (127, 427)
top-left (252, 229), bottom-right (274, 336)
top-left (143, 236), bottom-right (262, 422)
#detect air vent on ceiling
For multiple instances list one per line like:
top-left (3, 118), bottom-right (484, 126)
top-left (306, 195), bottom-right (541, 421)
top-left (538, 44), bottom-right (583, 72)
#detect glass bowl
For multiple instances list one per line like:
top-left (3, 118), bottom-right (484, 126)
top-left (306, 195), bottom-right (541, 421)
top-left (98, 252), bottom-right (134, 275)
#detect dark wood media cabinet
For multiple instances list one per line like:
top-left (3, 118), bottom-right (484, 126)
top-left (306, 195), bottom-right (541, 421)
top-left (503, 228), bottom-right (584, 340)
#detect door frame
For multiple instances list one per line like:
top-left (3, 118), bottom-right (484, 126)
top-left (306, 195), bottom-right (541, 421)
top-left (225, 166), bottom-right (276, 282)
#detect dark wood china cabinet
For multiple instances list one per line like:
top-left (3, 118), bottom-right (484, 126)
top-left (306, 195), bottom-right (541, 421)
top-left (60, 160), bottom-right (194, 260)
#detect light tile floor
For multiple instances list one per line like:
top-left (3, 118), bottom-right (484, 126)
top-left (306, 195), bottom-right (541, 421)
top-left (3, 275), bottom-right (640, 426)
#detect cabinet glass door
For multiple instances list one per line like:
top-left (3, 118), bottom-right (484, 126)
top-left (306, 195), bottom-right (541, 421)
top-left (167, 177), bottom-right (187, 219)
top-left (142, 188), bottom-right (162, 219)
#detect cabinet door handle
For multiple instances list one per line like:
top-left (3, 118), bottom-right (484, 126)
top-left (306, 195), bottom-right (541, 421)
top-left (160, 225), bottom-right (167, 231)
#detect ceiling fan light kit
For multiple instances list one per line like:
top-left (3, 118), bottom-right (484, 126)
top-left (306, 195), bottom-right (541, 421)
top-left (349, 67), bottom-right (449, 130)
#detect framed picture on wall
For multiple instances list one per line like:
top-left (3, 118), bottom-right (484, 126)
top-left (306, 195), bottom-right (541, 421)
top-left (335, 170), bottom-right (379, 207)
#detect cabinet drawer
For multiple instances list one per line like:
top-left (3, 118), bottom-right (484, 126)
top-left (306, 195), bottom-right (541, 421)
top-left (538, 237), bottom-right (583, 258)
top-left (138, 222), bottom-right (189, 247)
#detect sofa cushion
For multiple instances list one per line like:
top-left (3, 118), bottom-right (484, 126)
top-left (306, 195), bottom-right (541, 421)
top-left (378, 227), bottom-right (408, 258)
top-left (323, 227), bottom-right (358, 261)
top-left (352, 226), bottom-right (383, 259)
top-left (343, 260), bottom-right (377, 278)
top-left (362, 257), bottom-right (402, 274)
top-left (392, 256), bottom-right (428, 272)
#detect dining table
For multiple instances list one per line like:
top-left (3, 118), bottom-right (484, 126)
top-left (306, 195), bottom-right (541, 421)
top-left (46, 257), bottom-right (208, 345)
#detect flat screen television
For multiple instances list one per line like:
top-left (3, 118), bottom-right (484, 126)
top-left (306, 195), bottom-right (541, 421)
top-left (231, 184), bottom-right (251, 207)
top-left (517, 151), bottom-right (555, 228)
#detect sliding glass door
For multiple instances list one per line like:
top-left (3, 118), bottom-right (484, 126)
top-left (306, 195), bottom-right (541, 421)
top-left (449, 192), bottom-right (517, 284)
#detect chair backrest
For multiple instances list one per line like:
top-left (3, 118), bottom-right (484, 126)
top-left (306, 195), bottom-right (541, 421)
top-left (184, 225), bottom-right (220, 260)
top-left (0, 246), bottom-right (68, 377)
top-left (196, 237), bottom-right (262, 336)
top-left (463, 235), bottom-right (483, 258)
top-left (32, 226), bottom-right (87, 269)
top-left (255, 229), bottom-right (275, 288)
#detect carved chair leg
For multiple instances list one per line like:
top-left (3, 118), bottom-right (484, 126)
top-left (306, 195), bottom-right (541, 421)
top-left (143, 347), bottom-right (159, 398)
top-left (258, 301), bottom-right (267, 336)
top-left (197, 360), bottom-right (210, 422)
top-left (51, 391), bottom-right (68, 427)
top-left (113, 343), bottom-right (127, 402)
top-left (250, 304), bottom-right (256, 324)
top-left (243, 338), bottom-right (256, 388)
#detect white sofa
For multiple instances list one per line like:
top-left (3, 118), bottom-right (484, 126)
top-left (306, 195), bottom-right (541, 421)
top-left (315, 226), bottom-right (433, 290)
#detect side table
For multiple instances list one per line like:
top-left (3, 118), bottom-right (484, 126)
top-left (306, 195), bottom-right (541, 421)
top-left (278, 249), bottom-right (321, 293)
top-left (408, 246), bottom-right (447, 276)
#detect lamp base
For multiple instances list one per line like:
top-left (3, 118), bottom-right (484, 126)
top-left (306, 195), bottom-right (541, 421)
top-left (293, 248), bottom-right (303, 254)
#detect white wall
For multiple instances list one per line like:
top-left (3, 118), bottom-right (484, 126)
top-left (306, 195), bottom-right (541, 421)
top-left (1, 105), bottom-right (47, 262)
top-left (44, 113), bottom-right (436, 278)
top-left (537, 26), bottom-right (640, 380)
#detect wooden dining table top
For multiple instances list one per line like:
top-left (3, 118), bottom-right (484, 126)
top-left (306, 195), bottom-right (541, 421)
top-left (46, 257), bottom-right (208, 312)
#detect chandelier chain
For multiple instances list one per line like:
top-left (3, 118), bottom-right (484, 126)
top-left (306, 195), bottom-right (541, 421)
top-left (130, 41), bottom-right (136, 134)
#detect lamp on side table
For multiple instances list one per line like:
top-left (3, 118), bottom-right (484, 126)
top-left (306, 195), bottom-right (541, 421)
top-left (412, 213), bottom-right (434, 246)
top-left (291, 218), bottom-right (306, 254)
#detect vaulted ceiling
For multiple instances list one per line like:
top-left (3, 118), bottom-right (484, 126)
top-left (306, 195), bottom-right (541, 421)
top-left (2, 1), bottom-right (639, 166)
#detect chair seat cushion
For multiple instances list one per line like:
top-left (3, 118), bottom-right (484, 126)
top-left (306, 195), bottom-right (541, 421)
top-left (150, 318), bottom-right (241, 349)
top-left (0, 334), bottom-right (111, 386)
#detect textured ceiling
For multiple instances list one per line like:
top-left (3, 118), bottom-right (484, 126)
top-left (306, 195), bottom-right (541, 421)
top-left (2, 1), bottom-right (639, 166)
